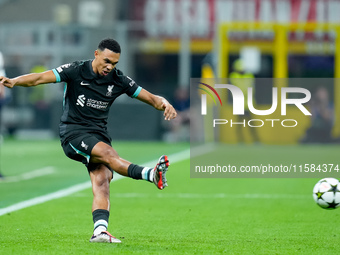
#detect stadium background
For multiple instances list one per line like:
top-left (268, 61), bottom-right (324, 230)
top-left (1, 0), bottom-right (340, 254)
top-left (0, 0), bottom-right (339, 144)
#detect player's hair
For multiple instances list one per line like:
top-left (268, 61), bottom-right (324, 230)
top-left (98, 38), bottom-right (121, 54)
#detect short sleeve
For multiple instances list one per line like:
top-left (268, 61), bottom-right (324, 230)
top-left (122, 75), bottom-right (142, 98)
top-left (52, 63), bottom-right (76, 83)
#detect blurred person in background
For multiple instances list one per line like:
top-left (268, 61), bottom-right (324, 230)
top-left (229, 58), bottom-right (259, 143)
top-left (0, 38), bottom-right (177, 243)
top-left (300, 87), bottom-right (335, 144)
top-left (29, 57), bottom-right (52, 129)
top-left (0, 51), bottom-right (10, 178)
top-left (164, 87), bottom-right (190, 142)
top-left (0, 82), bottom-right (5, 179)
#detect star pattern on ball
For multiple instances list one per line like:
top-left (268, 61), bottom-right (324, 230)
top-left (315, 191), bottom-right (324, 200)
top-left (327, 200), bottom-right (340, 209)
top-left (330, 185), bottom-right (338, 195)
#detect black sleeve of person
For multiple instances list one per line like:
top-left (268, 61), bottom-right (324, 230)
top-left (52, 62), bottom-right (79, 83)
top-left (120, 74), bottom-right (142, 98)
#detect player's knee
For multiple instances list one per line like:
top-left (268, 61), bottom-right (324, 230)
top-left (99, 148), bottom-right (119, 165)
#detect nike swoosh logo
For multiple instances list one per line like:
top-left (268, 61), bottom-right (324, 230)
top-left (80, 81), bottom-right (90, 86)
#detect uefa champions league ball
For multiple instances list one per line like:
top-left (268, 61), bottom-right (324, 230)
top-left (313, 178), bottom-right (340, 209)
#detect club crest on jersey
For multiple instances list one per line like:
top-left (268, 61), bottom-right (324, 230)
top-left (106, 85), bottom-right (114, 96)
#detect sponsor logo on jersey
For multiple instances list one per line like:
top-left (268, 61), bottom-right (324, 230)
top-left (86, 98), bottom-right (109, 110)
top-left (76, 95), bottom-right (109, 110)
top-left (106, 85), bottom-right (114, 96)
top-left (81, 81), bottom-right (90, 86)
top-left (76, 95), bottom-right (86, 107)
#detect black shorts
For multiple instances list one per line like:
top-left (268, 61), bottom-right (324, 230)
top-left (61, 132), bottom-right (113, 174)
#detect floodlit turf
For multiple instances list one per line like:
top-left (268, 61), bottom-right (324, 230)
top-left (0, 139), bottom-right (340, 254)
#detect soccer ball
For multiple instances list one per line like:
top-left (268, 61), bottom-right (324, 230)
top-left (313, 178), bottom-right (340, 209)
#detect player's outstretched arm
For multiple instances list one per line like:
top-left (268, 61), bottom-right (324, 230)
top-left (136, 88), bottom-right (177, 121)
top-left (0, 70), bottom-right (56, 88)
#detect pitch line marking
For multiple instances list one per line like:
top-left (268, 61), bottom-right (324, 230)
top-left (0, 166), bottom-right (55, 183)
top-left (0, 147), bottom-right (206, 217)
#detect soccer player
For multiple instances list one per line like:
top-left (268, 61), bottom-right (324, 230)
top-left (0, 38), bottom-right (177, 243)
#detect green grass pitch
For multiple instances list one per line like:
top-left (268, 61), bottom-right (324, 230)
top-left (0, 139), bottom-right (339, 254)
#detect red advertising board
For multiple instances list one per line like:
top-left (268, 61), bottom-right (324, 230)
top-left (128, 0), bottom-right (340, 39)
